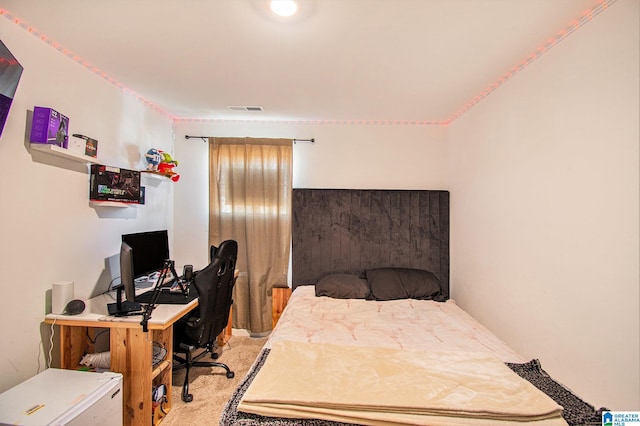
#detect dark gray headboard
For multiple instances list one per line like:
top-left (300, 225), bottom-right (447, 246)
top-left (292, 189), bottom-right (449, 298)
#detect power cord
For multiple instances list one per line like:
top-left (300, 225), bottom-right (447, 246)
top-left (47, 318), bottom-right (56, 369)
top-left (106, 276), bottom-right (119, 294)
top-left (86, 328), bottom-right (109, 345)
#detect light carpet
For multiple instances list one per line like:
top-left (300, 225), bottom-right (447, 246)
top-left (160, 336), bottom-right (267, 426)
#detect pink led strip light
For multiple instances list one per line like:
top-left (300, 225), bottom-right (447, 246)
top-left (0, 0), bottom-right (616, 126)
top-left (171, 118), bottom-right (449, 126)
top-left (446, 0), bottom-right (617, 124)
top-left (0, 8), bottom-right (170, 117)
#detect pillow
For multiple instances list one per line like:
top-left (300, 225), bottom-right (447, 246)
top-left (365, 267), bottom-right (441, 301)
top-left (315, 274), bottom-right (371, 299)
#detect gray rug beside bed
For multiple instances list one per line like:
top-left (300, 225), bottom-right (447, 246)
top-left (219, 349), bottom-right (606, 426)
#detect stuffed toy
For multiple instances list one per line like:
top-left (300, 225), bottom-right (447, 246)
top-left (157, 151), bottom-right (180, 182)
top-left (145, 148), bottom-right (161, 171)
top-left (144, 148), bottom-right (180, 182)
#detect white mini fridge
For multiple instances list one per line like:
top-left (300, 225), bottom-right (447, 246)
top-left (0, 368), bottom-right (122, 426)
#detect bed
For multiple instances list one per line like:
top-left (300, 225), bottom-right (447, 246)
top-left (220, 189), bottom-right (605, 426)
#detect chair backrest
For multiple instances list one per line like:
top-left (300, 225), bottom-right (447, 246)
top-left (210, 240), bottom-right (237, 341)
top-left (190, 240), bottom-right (238, 346)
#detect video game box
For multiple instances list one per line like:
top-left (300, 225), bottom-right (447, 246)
top-left (89, 165), bottom-right (141, 203)
top-left (30, 106), bottom-right (69, 148)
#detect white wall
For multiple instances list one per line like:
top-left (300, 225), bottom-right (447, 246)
top-left (173, 121), bottom-right (448, 271)
top-left (448, 0), bottom-right (639, 410)
top-left (0, 19), bottom-right (175, 392)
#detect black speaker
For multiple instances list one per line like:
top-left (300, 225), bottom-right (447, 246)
top-left (63, 299), bottom-right (86, 315)
top-left (183, 264), bottom-right (194, 283)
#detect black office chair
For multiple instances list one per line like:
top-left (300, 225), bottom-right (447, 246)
top-left (210, 243), bottom-right (218, 262)
top-left (173, 240), bottom-right (238, 402)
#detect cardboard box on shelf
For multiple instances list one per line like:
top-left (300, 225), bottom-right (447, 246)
top-left (30, 106), bottom-right (69, 148)
top-left (71, 133), bottom-right (98, 158)
top-left (89, 165), bottom-right (141, 203)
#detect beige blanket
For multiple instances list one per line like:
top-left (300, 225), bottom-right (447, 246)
top-left (239, 341), bottom-right (567, 426)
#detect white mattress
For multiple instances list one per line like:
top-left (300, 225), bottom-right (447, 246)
top-left (267, 285), bottom-right (525, 363)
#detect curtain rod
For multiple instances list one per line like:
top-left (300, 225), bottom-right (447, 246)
top-left (184, 135), bottom-right (315, 144)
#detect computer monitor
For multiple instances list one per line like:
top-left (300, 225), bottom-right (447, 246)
top-left (120, 241), bottom-right (135, 302)
top-left (108, 241), bottom-right (142, 316)
top-left (108, 230), bottom-right (169, 316)
top-left (121, 230), bottom-right (170, 280)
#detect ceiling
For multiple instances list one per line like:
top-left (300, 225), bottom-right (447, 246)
top-left (0, 0), bottom-right (613, 124)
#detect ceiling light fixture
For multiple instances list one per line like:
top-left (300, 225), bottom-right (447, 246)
top-left (270, 0), bottom-right (297, 17)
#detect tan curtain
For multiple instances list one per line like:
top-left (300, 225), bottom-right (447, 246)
top-left (209, 137), bottom-right (292, 333)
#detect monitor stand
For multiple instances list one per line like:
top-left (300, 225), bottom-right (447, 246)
top-left (107, 287), bottom-right (143, 316)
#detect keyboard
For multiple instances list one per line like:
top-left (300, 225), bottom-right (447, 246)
top-left (135, 285), bottom-right (198, 304)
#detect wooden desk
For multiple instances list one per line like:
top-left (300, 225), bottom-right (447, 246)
top-left (44, 292), bottom-right (198, 426)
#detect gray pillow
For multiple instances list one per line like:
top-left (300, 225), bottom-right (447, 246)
top-left (365, 268), bottom-right (441, 301)
top-left (315, 274), bottom-right (371, 299)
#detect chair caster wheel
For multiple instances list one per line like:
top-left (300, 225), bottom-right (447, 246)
top-left (212, 352), bottom-right (219, 359)
top-left (226, 371), bottom-right (235, 379)
top-left (183, 394), bottom-right (193, 403)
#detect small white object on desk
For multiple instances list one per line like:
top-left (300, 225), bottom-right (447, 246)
top-left (52, 281), bottom-right (74, 314)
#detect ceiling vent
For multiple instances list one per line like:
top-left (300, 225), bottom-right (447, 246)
top-left (227, 105), bottom-right (264, 112)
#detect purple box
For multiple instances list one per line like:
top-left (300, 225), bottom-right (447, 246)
top-left (30, 106), bottom-right (69, 148)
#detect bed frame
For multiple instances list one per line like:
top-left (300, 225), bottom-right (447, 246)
top-left (292, 189), bottom-right (450, 298)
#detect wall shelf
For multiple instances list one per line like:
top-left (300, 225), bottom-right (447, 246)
top-left (89, 201), bottom-right (135, 208)
top-left (29, 143), bottom-right (99, 164)
top-left (141, 171), bottom-right (170, 181)
top-left (30, 144), bottom-right (151, 208)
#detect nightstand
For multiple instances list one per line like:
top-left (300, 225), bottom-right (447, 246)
top-left (272, 286), bottom-right (292, 328)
